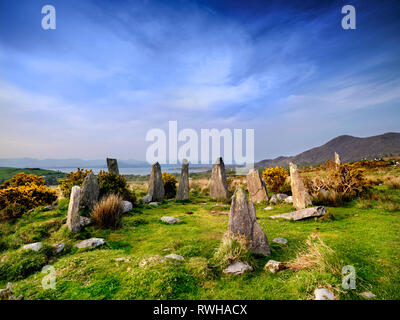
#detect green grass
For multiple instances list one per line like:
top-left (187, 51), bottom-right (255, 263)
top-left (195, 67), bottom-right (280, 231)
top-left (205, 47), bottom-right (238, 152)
top-left (0, 167), bottom-right (65, 185)
top-left (0, 184), bottom-right (399, 300)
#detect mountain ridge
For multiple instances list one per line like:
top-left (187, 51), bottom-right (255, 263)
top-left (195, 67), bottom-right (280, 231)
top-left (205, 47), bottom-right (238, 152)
top-left (255, 132), bottom-right (400, 168)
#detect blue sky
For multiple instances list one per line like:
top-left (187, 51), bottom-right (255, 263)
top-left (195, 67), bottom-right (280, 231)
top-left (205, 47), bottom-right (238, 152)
top-left (0, 0), bottom-right (399, 162)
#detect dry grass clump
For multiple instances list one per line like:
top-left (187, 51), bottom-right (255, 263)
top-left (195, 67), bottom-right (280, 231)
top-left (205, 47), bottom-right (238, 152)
top-left (211, 232), bottom-right (252, 269)
top-left (288, 233), bottom-right (341, 275)
top-left (91, 194), bottom-right (123, 229)
top-left (384, 176), bottom-right (400, 190)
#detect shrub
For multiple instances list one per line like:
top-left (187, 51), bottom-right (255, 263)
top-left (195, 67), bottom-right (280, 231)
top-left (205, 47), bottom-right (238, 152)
top-left (98, 171), bottom-right (136, 203)
top-left (162, 172), bottom-right (177, 199)
top-left (0, 173), bottom-right (58, 220)
top-left (261, 167), bottom-right (289, 193)
top-left (60, 168), bottom-right (91, 198)
top-left (91, 194), bottom-right (123, 229)
top-left (211, 232), bottom-right (253, 269)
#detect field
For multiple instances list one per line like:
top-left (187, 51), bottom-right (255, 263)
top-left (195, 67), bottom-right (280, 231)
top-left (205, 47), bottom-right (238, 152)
top-left (0, 165), bottom-right (399, 300)
top-left (0, 167), bottom-right (65, 185)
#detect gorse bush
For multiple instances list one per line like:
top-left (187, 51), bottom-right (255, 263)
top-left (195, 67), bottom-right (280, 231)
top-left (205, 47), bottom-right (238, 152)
top-left (0, 173), bottom-right (57, 220)
top-left (98, 170), bottom-right (136, 203)
top-left (261, 167), bottom-right (289, 193)
top-left (60, 168), bottom-right (91, 198)
top-left (91, 194), bottom-right (123, 229)
top-left (162, 172), bottom-right (177, 199)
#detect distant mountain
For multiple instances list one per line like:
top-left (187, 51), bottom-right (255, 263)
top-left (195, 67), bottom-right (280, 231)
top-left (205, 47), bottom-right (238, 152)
top-left (0, 158), bottom-right (148, 168)
top-left (255, 132), bottom-right (400, 168)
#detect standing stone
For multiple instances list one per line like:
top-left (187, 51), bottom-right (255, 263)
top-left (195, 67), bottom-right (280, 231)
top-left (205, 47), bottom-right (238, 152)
top-left (289, 162), bottom-right (312, 210)
top-left (210, 157), bottom-right (229, 200)
top-left (334, 152), bottom-right (341, 166)
top-left (106, 158), bottom-right (119, 175)
top-left (176, 159), bottom-right (189, 201)
top-left (246, 169), bottom-right (269, 203)
top-left (80, 172), bottom-right (99, 211)
top-left (145, 162), bottom-right (165, 202)
top-left (228, 187), bottom-right (271, 256)
top-left (67, 186), bottom-right (81, 233)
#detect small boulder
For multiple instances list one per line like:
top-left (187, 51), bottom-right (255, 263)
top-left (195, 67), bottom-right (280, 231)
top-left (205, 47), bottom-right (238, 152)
top-left (272, 237), bottom-right (288, 244)
top-left (223, 261), bottom-right (253, 275)
top-left (314, 288), bottom-right (335, 300)
top-left (141, 195), bottom-right (152, 204)
top-left (269, 195), bottom-right (277, 203)
top-left (22, 242), bottom-right (42, 252)
top-left (264, 260), bottom-right (287, 273)
top-left (161, 216), bottom-right (180, 224)
top-left (264, 206), bottom-right (274, 210)
top-left (270, 206), bottom-right (326, 221)
top-left (54, 243), bottom-right (65, 254)
top-left (284, 196), bottom-right (293, 203)
top-left (80, 216), bottom-right (91, 227)
top-left (149, 202), bottom-right (159, 207)
top-left (360, 291), bottom-right (376, 299)
top-left (276, 194), bottom-right (288, 201)
top-left (75, 238), bottom-right (105, 249)
top-left (165, 254), bottom-right (184, 261)
top-left (121, 201), bottom-right (133, 213)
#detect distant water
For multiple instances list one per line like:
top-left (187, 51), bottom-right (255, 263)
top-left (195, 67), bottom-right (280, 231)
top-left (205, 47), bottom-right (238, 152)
top-left (43, 165), bottom-right (210, 175)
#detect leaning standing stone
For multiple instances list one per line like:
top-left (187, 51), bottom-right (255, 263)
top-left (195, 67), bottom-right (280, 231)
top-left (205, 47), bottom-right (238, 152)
top-left (106, 158), bottom-right (119, 175)
top-left (228, 187), bottom-right (271, 256)
top-left (176, 159), bottom-right (189, 201)
top-left (334, 152), bottom-right (341, 166)
top-left (210, 157), bottom-right (229, 200)
top-left (246, 169), bottom-right (269, 203)
top-left (289, 162), bottom-right (312, 210)
top-left (145, 162), bottom-right (165, 202)
top-left (67, 186), bottom-right (82, 233)
top-left (80, 172), bottom-right (99, 211)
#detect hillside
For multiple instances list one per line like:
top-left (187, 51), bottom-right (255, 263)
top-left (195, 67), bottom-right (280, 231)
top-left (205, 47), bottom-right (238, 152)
top-left (256, 132), bottom-right (400, 168)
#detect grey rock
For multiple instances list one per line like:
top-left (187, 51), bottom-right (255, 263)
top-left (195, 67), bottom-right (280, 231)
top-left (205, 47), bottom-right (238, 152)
top-left (161, 216), bottom-right (180, 224)
top-left (270, 206), bottom-right (326, 221)
top-left (314, 288), bottom-right (335, 300)
top-left (228, 187), bottom-right (271, 256)
top-left (360, 291), bottom-right (376, 299)
top-left (284, 196), bottom-right (293, 203)
top-left (210, 157), bottom-right (229, 200)
top-left (264, 206), bottom-right (274, 210)
top-left (145, 162), bottom-right (165, 202)
top-left (22, 242), bottom-right (42, 251)
top-left (176, 159), bottom-right (189, 201)
top-left (272, 237), bottom-right (288, 244)
top-left (67, 186), bottom-right (82, 233)
top-left (80, 172), bottom-right (99, 211)
top-left (276, 193), bottom-right (288, 201)
top-left (75, 238), bottom-right (105, 249)
top-left (269, 195), bottom-right (277, 203)
top-left (121, 200), bottom-right (133, 213)
top-left (80, 216), bottom-right (91, 227)
top-left (106, 158), bottom-right (119, 175)
top-left (224, 261), bottom-right (253, 275)
top-left (54, 243), bottom-right (65, 254)
top-left (165, 254), bottom-right (184, 261)
top-left (264, 260), bottom-right (287, 273)
top-left (334, 152), bottom-right (341, 166)
top-left (149, 202), bottom-right (159, 207)
top-left (246, 169), bottom-right (269, 203)
top-left (289, 162), bottom-right (312, 210)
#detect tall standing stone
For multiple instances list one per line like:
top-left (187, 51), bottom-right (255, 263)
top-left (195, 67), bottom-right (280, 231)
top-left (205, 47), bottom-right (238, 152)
top-left (80, 172), bottom-right (100, 211)
top-left (145, 162), bottom-right (165, 202)
top-left (246, 169), bottom-right (269, 203)
top-left (210, 157), bottom-right (229, 200)
top-left (334, 152), bottom-right (341, 166)
top-left (176, 159), bottom-right (189, 201)
top-left (228, 187), bottom-right (271, 256)
top-left (67, 186), bottom-right (81, 233)
top-left (106, 158), bottom-right (119, 175)
top-left (289, 162), bottom-right (312, 210)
